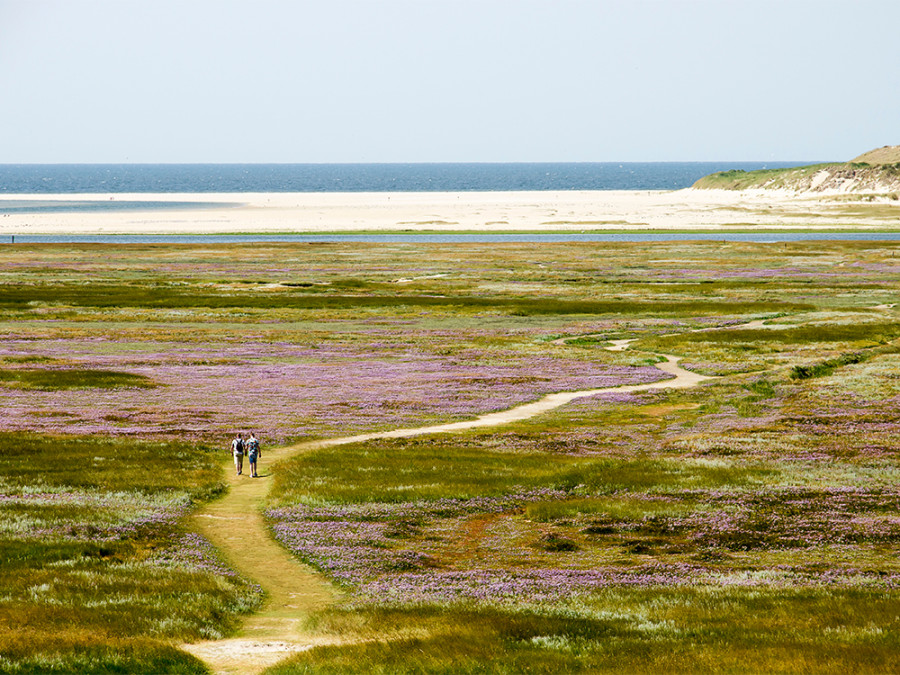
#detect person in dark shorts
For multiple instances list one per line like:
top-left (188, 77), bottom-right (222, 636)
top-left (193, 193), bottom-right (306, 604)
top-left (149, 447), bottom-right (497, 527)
top-left (246, 432), bottom-right (261, 477)
top-left (231, 433), bottom-right (245, 475)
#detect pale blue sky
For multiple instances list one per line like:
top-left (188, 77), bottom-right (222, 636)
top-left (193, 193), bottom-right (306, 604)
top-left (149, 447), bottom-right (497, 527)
top-left (1, 0), bottom-right (897, 163)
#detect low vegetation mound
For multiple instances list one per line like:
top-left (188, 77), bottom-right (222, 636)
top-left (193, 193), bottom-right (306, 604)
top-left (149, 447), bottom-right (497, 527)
top-left (851, 145), bottom-right (900, 165)
top-left (693, 145), bottom-right (900, 194)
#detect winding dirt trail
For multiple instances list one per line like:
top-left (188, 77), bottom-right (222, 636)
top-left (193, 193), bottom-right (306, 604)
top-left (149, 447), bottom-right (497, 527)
top-left (182, 447), bottom-right (338, 673)
top-left (182, 348), bottom-right (714, 674)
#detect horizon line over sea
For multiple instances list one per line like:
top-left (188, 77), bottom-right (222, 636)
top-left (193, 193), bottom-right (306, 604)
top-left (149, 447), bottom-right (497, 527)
top-left (0, 162), bottom-right (813, 194)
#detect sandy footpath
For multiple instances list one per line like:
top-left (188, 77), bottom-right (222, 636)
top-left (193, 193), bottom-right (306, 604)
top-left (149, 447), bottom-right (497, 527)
top-left (0, 189), bottom-right (897, 235)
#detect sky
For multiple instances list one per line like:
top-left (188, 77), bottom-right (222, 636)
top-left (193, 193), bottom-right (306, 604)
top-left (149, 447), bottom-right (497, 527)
top-left (0, 0), bottom-right (897, 163)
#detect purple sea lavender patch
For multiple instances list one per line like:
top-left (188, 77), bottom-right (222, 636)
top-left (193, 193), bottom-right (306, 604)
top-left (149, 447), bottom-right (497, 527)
top-left (679, 487), bottom-right (900, 550)
top-left (1, 338), bottom-right (667, 442)
top-left (266, 491), bottom-right (569, 584)
top-left (353, 565), bottom-right (900, 604)
top-left (267, 483), bottom-right (900, 605)
top-left (355, 566), bottom-right (712, 604)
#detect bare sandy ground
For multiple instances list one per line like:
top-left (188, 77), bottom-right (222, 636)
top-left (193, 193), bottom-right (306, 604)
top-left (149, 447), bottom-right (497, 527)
top-left (2, 189), bottom-right (898, 235)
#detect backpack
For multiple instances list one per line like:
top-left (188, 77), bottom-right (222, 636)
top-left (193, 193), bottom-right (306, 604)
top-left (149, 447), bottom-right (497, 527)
top-left (232, 438), bottom-right (244, 453)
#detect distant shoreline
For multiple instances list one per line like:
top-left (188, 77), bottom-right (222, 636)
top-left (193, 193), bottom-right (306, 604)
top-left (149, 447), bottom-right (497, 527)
top-left (1, 189), bottom-right (898, 235)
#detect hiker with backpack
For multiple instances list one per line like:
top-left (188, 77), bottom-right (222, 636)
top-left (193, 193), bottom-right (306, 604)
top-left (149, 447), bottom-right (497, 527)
top-left (231, 433), bottom-right (245, 475)
top-left (246, 432), bottom-right (261, 478)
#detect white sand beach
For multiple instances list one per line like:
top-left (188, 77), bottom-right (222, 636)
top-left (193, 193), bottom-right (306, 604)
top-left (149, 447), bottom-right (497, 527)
top-left (1, 189), bottom-right (897, 235)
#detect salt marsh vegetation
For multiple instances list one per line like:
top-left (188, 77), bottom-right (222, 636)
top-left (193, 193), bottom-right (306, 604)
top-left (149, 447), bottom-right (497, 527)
top-left (1, 240), bottom-right (899, 672)
top-left (0, 435), bottom-right (261, 673)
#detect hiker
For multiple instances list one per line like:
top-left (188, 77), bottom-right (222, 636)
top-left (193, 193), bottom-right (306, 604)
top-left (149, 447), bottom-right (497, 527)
top-left (246, 432), bottom-right (261, 478)
top-left (231, 433), bottom-right (245, 475)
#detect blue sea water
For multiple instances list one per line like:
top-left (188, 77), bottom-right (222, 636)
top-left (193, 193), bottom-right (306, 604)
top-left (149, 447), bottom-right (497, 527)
top-left (0, 162), bottom-right (808, 194)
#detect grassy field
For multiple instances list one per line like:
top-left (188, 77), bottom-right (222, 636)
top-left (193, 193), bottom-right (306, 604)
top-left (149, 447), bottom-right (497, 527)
top-left (0, 434), bottom-right (262, 673)
top-left (2, 240), bottom-right (899, 672)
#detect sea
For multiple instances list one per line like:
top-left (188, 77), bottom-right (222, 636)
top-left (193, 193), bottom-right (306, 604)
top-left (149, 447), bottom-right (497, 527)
top-left (5, 162), bottom-right (898, 243)
top-left (0, 162), bottom-right (803, 195)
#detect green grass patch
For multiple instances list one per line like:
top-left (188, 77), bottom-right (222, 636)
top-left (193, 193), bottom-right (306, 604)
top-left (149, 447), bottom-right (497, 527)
top-left (267, 588), bottom-right (900, 674)
top-left (0, 545), bottom-right (257, 641)
top-left (0, 368), bottom-right (155, 390)
top-left (791, 352), bottom-right (867, 380)
top-left (1, 433), bottom-right (222, 497)
top-left (525, 495), bottom-right (698, 523)
top-left (791, 343), bottom-right (900, 380)
top-left (562, 335), bottom-right (614, 347)
top-left (272, 437), bottom-right (589, 504)
top-left (0, 636), bottom-right (208, 675)
top-left (0, 282), bottom-right (812, 316)
top-left (271, 437), bottom-right (768, 505)
top-left (0, 356), bottom-right (58, 364)
top-left (648, 322), bottom-right (900, 349)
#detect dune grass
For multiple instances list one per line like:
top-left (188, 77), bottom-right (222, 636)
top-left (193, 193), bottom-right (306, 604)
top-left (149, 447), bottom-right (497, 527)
top-left (691, 163), bottom-right (838, 190)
